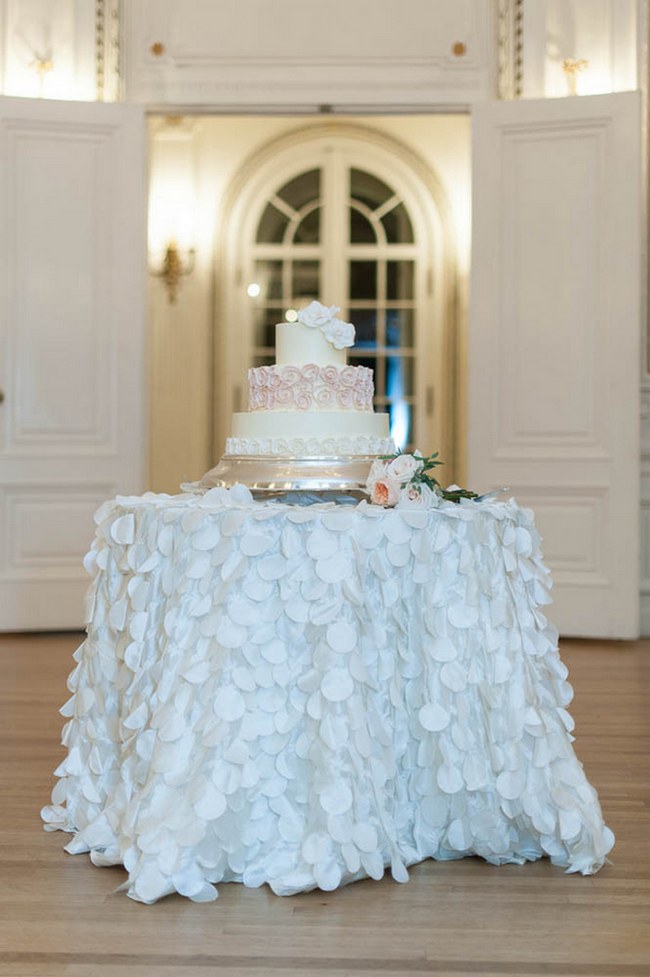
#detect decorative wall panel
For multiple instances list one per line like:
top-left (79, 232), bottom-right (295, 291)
top-left (5, 120), bottom-right (114, 452)
top-left (1, 485), bottom-right (114, 579)
top-left (513, 488), bottom-right (608, 587)
top-left (496, 121), bottom-right (609, 460)
top-left (122, 0), bottom-right (495, 107)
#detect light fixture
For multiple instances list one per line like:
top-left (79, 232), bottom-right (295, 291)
top-left (150, 241), bottom-right (195, 304)
top-left (148, 143), bottom-right (198, 305)
top-left (247, 283), bottom-right (261, 298)
top-left (285, 309), bottom-right (298, 322)
top-left (563, 59), bottom-right (589, 96)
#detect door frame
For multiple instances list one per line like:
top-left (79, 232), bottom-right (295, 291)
top-left (212, 120), bottom-right (462, 478)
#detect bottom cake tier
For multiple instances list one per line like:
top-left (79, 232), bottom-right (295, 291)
top-left (230, 409), bottom-right (391, 451)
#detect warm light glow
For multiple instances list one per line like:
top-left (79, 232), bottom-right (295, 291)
top-left (285, 309), bottom-right (298, 322)
top-left (2, 43), bottom-right (95, 101)
top-left (247, 283), bottom-right (261, 298)
top-left (148, 183), bottom-right (197, 258)
top-left (545, 58), bottom-right (617, 99)
top-left (573, 65), bottom-right (615, 97)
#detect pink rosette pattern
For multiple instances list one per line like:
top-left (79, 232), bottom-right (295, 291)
top-left (248, 365), bottom-right (374, 412)
top-left (314, 385), bottom-right (336, 408)
top-left (338, 387), bottom-right (355, 410)
top-left (300, 364), bottom-right (320, 383)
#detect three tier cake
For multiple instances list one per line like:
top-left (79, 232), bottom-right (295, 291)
top-left (201, 301), bottom-right (395, 495)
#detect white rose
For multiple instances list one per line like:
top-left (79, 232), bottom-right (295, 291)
top-left (386, 453), bottom-right (421, 484)
top-left (397, 482), bottom-right (440, 509)
top-left (297, 301), bottom-right (340, 329)
top-left (322, 318), bottom-right (355, 350)
top-left (370, 476), bottom-right (401, 507)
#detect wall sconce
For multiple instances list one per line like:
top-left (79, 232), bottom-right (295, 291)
top-left (148, 180), bottom-right (197, 304)
top-left (150, 240), bottom-right (195, 304)
top-left (563, 58), bottom-right (589, 96)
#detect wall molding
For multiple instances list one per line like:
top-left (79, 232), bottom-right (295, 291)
top-left (496, 0), bottom-right (524, 99)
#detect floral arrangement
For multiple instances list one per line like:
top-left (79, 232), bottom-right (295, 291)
top-left (366, 450), bottom-right (478, 508)
top-left (297, 301), bottom-right (355, 350)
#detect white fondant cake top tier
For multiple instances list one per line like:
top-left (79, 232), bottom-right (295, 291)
top-left (276, 322), bottom-right (347, 368)
top-left (275, 302), bottom-right (355, 366)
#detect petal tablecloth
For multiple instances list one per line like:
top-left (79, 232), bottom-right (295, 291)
top-left (42, 488), bottom-right (614, 903)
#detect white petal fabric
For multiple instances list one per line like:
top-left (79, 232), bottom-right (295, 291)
top-left (41, 490), bottom-right (614, 903)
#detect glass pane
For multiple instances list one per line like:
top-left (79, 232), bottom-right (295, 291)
top-left (387, 401), bottom-right (412, 451)
top-left (350, 168), bottom-right (393, 210)
top-left (292, 261), bottom-right (320, 299)
top-left (381, 202), bottom-right (414, 243)
top-left (350, 207), bottom-right (376, 244)
top-left (252, 353), bottom-right (275, 368)
top-left (254, 260), bottom-right (282, 301)
top-left (349, 261), bottom-right (377, 300)
top-left (294, 207), bottom-right (321, 244)
top-left (277, 169), bottom-right (320, 211)
top-left (385, 309), bottom-right (414, 348)
top-left (253, 307), bottom-right (282, 349)
top-left (386, 355), bottom-right (414, 397)
top-left (256, 202), bottom-right (288, 243)
top-left (348, 355), bottom-right (377, 379)
top-left (387, 261), bottom-right (414, 300)
top-left (351, 309), bottom-right (377, 348)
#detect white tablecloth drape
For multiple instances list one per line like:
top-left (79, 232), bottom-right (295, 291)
top-left (42, 489), bottom-right (614, 903)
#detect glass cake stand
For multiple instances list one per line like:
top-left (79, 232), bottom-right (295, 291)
top-left (199, 455), bottom-right (376, 501)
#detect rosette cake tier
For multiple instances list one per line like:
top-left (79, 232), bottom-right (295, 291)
top-left (201, 302), bottom-right (395, 494)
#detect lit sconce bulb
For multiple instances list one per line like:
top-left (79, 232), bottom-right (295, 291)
top-left (247, 282), bottom-right (261, 298)
top-left (285, 309), bottom-right (298, 322)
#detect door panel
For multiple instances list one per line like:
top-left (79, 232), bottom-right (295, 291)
top-left (0, 97), bottom-right (146, 630)
top-left (470, 93), bottom-right (641, 638)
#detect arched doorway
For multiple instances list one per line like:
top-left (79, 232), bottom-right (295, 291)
top-left (216, 123), bottom-right (457, 467)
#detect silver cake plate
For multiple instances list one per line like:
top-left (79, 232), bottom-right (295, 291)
top-left (200, 455), bottom-right (376, 500)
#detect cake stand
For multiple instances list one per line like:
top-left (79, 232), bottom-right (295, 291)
top-left (199, 454), bottom-right (377, 501)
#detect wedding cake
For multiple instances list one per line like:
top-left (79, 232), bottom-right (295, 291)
top-left (201, 302), bottom-right (395, 494)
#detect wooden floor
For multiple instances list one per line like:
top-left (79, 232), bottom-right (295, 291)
top-left (0, 633), bottom-right (648, 977)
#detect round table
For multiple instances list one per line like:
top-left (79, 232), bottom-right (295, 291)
top-left (41, 486), bottom-right (614, 903)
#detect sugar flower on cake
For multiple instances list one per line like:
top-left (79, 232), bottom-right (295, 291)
top-left (298, 301), bottom-right (340, 329)
top-left (297, 300), bottom-right (356, 349)
top-left (322, 316), bottom-right (355, 350)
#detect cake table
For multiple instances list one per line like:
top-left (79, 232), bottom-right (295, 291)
top-left (41, 487), bottom-right (614, 903)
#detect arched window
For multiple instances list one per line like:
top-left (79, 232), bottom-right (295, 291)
top-left (219, 127), bottom-right (453, 462)
top-left (247, 157), bottom-right (418, 449)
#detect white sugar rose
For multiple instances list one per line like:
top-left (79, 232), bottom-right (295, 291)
top-left (298, 301), bottom-right (340, 329)
top-left (323, 317), bottom-right (355, 350)
top-left (386, 453), bottom-right (422, 484)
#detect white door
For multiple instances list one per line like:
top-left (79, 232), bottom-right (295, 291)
top-left (469, 93), bottom-right (641, 639)
top-left (0, 96), bottom-right (146, 630)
